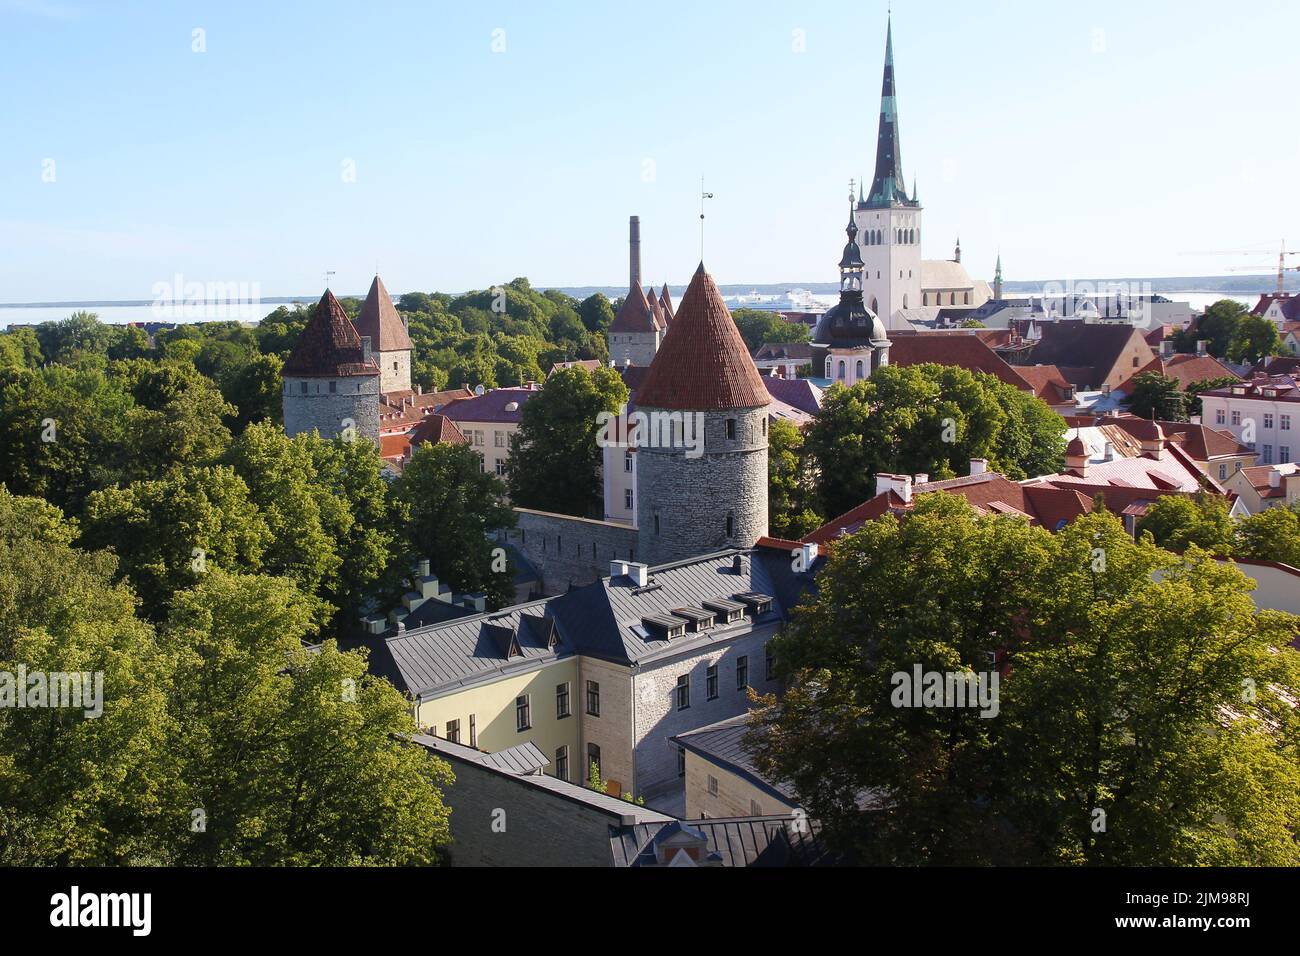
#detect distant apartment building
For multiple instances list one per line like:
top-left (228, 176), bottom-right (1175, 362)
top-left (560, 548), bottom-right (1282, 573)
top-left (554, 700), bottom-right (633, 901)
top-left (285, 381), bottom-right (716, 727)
top-left (441, 385), bottom-right (538, 478)
top-left (1199, 375), bottom-right (1300, 467)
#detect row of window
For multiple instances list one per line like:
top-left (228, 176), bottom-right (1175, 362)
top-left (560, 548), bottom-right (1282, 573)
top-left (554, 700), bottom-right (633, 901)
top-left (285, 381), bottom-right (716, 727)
top-left (1260, 445), bottom-right (1293, 465)
top-left (439, 714), bottom-right (476, 747)
top-left (550, 743), bottom-right (602, 784)
top-left (859, 228), bottom-right (919, 246)
top-left (651, 510), bottom-right (735, 539)
top-left (674, 647), bottom-right (774, 711)
top-left (288, 380), bottom-right (366, 394)
top-left (516, 680), bottom-right (602, 731)
top-left (922, 291), bottom-right (973, 306)
top-left (1217, 408), bottom-right (1293, 431)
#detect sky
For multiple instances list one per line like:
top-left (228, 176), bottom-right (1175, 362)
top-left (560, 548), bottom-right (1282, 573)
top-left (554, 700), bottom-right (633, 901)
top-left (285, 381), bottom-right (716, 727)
top-left (2, 0), bottom-right (1299, 302)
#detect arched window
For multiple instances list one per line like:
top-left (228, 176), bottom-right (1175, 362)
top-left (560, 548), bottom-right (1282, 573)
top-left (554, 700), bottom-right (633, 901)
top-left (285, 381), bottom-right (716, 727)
top-left (903, 294), bottom-right (909, 309)
top-left (965, 291), bottom-right (971, 304)
top-left (825, 357), bottom-right (833, 377)
top-left (855, 359), bottom-right (864, 380)
top-left (870, 297), bottom-right (879, 314)
top-left (837, 361), bottom-right (846, 380)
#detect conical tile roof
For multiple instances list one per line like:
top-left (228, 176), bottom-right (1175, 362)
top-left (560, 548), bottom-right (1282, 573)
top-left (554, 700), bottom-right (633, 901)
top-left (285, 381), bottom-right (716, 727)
top-left (283, 289), bottom-right (380, 378)
top-left (356, 275), bottom-right (413, 351)
top-left (609, 280), bottom-right (658, 334)
top-left (634, 264), bottom-right (770, 411)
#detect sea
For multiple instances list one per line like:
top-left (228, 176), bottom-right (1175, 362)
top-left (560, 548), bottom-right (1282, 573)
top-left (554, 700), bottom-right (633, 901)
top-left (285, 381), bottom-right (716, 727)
top-left (0, 290), bottom-right (1266, 330)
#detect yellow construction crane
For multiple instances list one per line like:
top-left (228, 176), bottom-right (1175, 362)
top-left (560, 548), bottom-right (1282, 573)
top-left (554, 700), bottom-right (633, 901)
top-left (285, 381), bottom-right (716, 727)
top-left (1187, 241), bottom-right (1300, 294)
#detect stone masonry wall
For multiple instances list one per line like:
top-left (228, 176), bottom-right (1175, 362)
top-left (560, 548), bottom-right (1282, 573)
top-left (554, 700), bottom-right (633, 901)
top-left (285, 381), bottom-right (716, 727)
top-left (511, 509), bottom-right (639, 596)
top-left (283, 374), bottom-right (380, 445)
top-left (636, 406), bottom-right (768, 567)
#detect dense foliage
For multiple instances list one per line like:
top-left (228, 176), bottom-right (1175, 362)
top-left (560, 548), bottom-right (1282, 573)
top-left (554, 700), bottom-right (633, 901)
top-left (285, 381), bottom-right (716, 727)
top-left (750, 495), bottom-right (1300, 865)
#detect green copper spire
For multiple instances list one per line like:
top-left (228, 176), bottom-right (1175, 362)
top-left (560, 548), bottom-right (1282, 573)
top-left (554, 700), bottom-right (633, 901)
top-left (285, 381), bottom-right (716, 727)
top-left (865, 17), bottom-right (917, 210)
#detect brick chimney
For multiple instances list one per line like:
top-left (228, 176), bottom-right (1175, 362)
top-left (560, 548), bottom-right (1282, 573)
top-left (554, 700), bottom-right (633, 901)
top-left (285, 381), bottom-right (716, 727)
top-left (875, 473), bottom-right (913, 503)
top-left (629, 216), bottom-right (642, 289)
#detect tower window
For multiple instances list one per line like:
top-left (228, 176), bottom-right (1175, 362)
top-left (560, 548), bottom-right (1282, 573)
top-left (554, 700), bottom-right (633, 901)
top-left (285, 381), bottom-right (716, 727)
top-left (725, 511), bottom-right (734, 538)
top-left (654, 514), bottom-right (660, 535)
top-left (328, 381), bottom-right (336, 393)
top-left (726, 418), bottom-right (736, 440)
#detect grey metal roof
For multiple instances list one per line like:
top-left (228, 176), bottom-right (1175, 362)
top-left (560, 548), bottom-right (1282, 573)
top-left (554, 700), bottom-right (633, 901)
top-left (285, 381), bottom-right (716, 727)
top-left (411, 735), bottom-right (675, 824)
top-left (609, 816), bottom-right (842, 867)
top-left (672, 714), bottom-right (797, 803)
top-left (361, 548), bottom-right (818, 700)
top-left (478, 741), bottom-right (550, 775)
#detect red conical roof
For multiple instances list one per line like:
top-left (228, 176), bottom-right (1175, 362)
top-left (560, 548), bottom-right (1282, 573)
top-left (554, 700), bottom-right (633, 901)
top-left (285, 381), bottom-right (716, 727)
top-left (283, 289), bottom-right (380, 378)
top-left (356, 274), bottom-right (413, 351)
top-left (635, 264), bottom-right (770, 411)
top-left (609, 280), bottom-right (657, 333)
top-left (659, 284), bottom-right (674, 323)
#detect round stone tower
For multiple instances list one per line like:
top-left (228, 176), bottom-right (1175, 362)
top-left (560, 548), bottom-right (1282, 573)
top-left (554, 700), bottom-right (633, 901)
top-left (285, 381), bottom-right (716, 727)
top-left (634, 263), bottom-right (770, 567)
top-left (282, 288), bottom-right (381, 445)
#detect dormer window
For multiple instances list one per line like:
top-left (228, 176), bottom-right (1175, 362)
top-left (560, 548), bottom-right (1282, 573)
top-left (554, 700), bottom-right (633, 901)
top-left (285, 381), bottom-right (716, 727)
top-left (735, 592), bottom-right (774, 617)
top-left (702, 598), bottom-right (745, 624)
top-left (642, 614), bottom-right (689, 640)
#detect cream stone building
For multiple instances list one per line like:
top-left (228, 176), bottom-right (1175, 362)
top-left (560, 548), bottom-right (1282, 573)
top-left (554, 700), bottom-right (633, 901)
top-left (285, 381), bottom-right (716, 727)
top-left (358, 545), bottom-right (819, 804)
top-left (672, 715), bottom-right (800, 820)
top-left (441, 386), bottom-right (538, 478)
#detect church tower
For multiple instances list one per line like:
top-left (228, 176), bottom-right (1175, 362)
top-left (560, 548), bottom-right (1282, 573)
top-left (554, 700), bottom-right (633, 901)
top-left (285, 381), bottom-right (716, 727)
top-left (635, 264), bottom-right (770, 566)
top-left (855, 17), bottom-right (922, 323)
top-left (812, 195), bottom-right (891, 386)
top-left (282, 288), bottom-right (381, 445)
top-left (355, 274), bottom-right (413, 393)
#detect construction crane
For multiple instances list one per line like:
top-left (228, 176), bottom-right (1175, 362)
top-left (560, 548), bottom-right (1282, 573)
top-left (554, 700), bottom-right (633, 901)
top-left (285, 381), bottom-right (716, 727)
top-left (1184, 242), bottom-right (1300, 294)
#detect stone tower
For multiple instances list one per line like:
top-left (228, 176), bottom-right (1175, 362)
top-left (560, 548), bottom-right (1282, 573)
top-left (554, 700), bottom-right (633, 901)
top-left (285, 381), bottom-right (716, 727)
top-left (354, 274), bottom-right (413, 393)
top-left (609, 216), bottom-right (664, 367)
top-left (855, 17), bottom-right (922, 322)
top-left (635, 263), bottom-right (770, 567)
top-left (282, 288), bottom-right (381, 445)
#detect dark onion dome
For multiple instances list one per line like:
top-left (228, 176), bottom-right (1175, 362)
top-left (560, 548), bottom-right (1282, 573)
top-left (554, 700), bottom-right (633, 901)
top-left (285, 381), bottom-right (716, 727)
top-left (634, 263), bottom-right (771, 411)
top-left (355, 274), bottom-right (413, 351)
top-left (812, 291), bottom-right (889, 350)
top-left (283, 288), bottom-right (381, 377)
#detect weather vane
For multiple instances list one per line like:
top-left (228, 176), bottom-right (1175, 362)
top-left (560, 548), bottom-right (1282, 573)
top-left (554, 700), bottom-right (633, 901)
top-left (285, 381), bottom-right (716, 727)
top-left (324, 270), bottom-right (336, 289)
top-left (849, 177), bottom-right (856, 203)
top-left (700, 177), bottom-right (714, 259)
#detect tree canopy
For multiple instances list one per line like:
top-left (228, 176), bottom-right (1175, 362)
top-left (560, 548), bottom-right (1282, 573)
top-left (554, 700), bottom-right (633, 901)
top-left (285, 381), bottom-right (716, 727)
top-left (804, 364), bottom-right (1066, 520)
top-left (749, 495), bottom-right (1300, 865)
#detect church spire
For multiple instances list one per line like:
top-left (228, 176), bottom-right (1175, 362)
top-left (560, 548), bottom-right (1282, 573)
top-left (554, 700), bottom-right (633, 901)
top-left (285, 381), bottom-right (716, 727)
top-left (865, 16), bottom-right (914, 209)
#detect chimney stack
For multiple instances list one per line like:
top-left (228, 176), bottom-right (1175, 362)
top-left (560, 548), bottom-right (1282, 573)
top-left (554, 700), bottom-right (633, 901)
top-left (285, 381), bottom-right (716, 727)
top-left (629, 216), bottom-right (642, 289)
top-left (875, 473), bottom-right (913, 503)
top-left (627, 562), bottom-right (649, 587)
top-left (1196, 339), bottom-right (1208, 356)
top-left (969, 458), bottom-right (989, 476)
top-left (1270, 468), bottom-right (1283, 489)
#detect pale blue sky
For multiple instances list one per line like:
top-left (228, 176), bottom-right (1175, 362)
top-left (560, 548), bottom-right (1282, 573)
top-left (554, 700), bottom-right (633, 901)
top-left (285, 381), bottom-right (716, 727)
top-left (2, 0), bottom-right (1297, 301)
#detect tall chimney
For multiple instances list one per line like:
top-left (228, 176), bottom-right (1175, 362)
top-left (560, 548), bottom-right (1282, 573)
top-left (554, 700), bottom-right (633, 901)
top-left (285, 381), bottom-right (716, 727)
top-left (629, 215), bottom-right (642, 289)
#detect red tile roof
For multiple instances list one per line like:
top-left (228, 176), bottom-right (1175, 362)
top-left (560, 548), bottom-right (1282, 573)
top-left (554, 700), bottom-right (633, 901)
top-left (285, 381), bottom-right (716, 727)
top-left (886, 331), bottom-right (1034, 391)
top-left (660, 284), bottom-right (675, 323)
top-left (380, 386), bottom-right (474, 414)
top-left (1252, 293), bottom-right (1300, 322)
top-left (1016, 364), bottom-right (1075, 404)
top-left (1116, 353), bottom-right (1239, 394)
top-left (635, 264), bottom-right (771, 411)
top-left (355, 275), bottom-right (413, 352)
top-left (609, 281), bottom-right (657, 334)
top-left (282, 289), bottom-right (380, 378)
top-left (407, 412), bottom-right (467, 449)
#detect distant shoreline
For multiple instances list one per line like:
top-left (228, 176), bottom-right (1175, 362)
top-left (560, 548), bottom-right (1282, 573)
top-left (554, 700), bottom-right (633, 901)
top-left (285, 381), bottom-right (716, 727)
top-left (1, 274), bottom-right (1292, 310)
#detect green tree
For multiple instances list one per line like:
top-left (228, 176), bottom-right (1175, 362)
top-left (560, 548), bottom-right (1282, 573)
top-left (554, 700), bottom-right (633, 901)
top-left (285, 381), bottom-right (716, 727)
top-left (1135, 492), bottom-right (1235, 554)
top-left (80, 465), bottom-right (272, 615)
top-left (804, 365), bottom-right (1063, 520)
top-left (0, 488), bottom-right (177, 864)
top-left (579, 292), bottom-right (616, 334)
top-left (750, 497), bottom-right (1300, 865)
top-left (1227, 314), bottom-right (1284, 365)
top-left (506, 365), bottom-right (628, 517)
top-left (731, 308), bottom-right (810, 353)
top-left (164, 570), bottom-right (452, 865)
top-left (0, 327), bottom-right (43, 369)
top-left (1122, 372), bottom-right (1189, 422)
top-left (392, 443), bottom-right (516, 608)
top-left (1235, 504), bottom-right (1300, 567)
top-left (768, 418), bottom-right (822, 539)
top-left (1174, 299), bottom-right (1247, 357)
